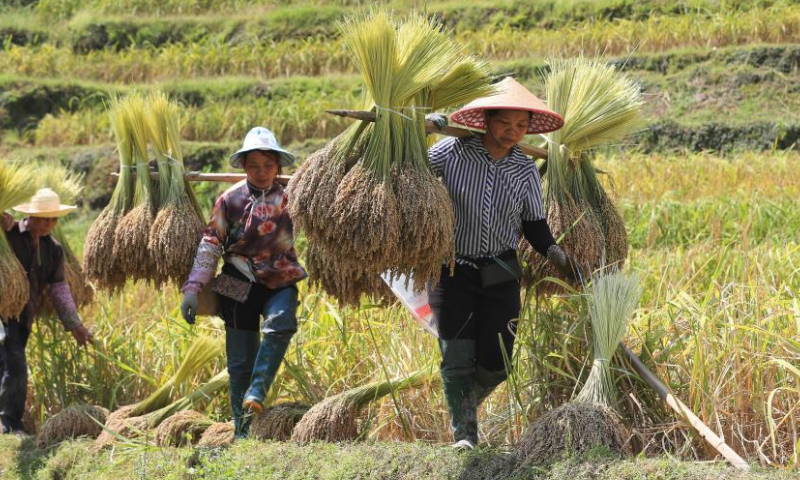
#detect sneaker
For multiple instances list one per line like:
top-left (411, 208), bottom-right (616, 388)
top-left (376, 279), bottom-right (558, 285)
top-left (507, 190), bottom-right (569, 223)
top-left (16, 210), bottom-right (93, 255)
top-left (451, 439), bottom-right (476, 451)
top-left (242, 397), bottom-right (263, 415)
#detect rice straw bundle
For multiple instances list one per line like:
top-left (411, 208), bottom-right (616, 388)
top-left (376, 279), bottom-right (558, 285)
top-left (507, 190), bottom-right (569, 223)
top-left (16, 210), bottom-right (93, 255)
top-left (197, 421), bottom-right (234, 447)
top-left (291, 370), bottom-right (427, 443)
top-left (510, 270), bottom-right (641, 469)
top-left (32, 163), bottom-right (95, 312)
top-left (36, 404), bottom-right (109, 448)
top-left (146, 92), bottom-right (205, 284)
top-left (288, 11), bottom-right (493, 304)
top-left (154, 410), bottom-right (213, 447)
top-left (83, 97), bottom-right (135, 291)
top-left (94, 370), bottom-right (229, 448)
top-left (249, 402), bottom-right (310, 441)
top-left (520, 57), bottom-right (646, 293)
top-left (0, 160), bottom-right (37, 319)
top-left (113, 94), bottom-right (159, 283)
top-left (129, 335), bottom-right (223, 416)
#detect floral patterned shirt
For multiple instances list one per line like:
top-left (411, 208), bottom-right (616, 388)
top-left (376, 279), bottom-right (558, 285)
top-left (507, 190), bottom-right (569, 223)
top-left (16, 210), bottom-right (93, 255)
top-left (182, 180), bottom-right (307, 294)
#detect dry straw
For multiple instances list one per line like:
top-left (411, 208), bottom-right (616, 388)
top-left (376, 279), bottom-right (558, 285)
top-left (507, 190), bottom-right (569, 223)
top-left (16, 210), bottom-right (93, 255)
top-left (146, 92), bottom-right (205, 284)
top-left (521, 57), bottom-right (646, 292)
top-left (36, 404), bottom-right (109, 449)
top-left (83, 96), bottom-right (135, 291)
top-left (155, 410), bottom-right (213, 447)
top-left (288, 11), bottom-right (493, 305)
top-left (197, 422), bottom-right (234, 447)
top-left (249, 402), bottom-right (310, 441)
top-left (508, 270), bottom-right (641, 470)
top-left (291, 370), bottom-right (427, 443)
top-left (0, 160), bottom-right (37, 319)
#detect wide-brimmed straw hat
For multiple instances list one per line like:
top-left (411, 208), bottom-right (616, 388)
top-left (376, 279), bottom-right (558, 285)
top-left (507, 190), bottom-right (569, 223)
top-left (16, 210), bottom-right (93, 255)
top-left (449, 77), bottom-right (564, 134)
top-left (13, 188), bottom-right (77, 218)
top-left (229, 127), bottom-right (296, 169)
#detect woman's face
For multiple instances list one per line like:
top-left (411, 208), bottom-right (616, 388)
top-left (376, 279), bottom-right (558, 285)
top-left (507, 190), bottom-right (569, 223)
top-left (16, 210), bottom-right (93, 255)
top-left (486, 110), bottom-right (530, 151)
top-left (243, 150), bottom-right (279, 189)
top-left (27, 216), bottom-right (59, 238)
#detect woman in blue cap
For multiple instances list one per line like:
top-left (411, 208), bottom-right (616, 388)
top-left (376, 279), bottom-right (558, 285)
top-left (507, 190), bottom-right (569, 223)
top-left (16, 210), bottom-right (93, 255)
top-left (180, 127), bottom-right (307, 438)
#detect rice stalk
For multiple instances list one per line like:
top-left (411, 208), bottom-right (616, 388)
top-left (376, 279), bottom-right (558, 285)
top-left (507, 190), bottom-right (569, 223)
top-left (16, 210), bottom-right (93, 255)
top-left (83, 96), bottom-right (135, 291)
top-left (291, 369), bottom-right (428, 443)
top-left (154, 410), bottom-right (213, 447)
top-left (36, 404), bottom-right (109, 449)
top-left (197, 422), bottom-right (234, 447)
top-left (142, 369), bottom-right (229, 428)
top-left (130, 335), bottom-right (223, 416)
top-left (0, 160), bottom-right (37, 319)
top-left (114, 94), bottom-right (159, 283)
top-left (249, 402), bottom-right (310, 441)
top-left (146, 92), bottom-right (205, 284)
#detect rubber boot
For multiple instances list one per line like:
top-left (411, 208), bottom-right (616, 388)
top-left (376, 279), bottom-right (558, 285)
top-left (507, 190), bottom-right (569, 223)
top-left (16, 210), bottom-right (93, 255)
top-left (474, 365), bottom-right (508, 406)
top-left (225, 327), bottom-right (260, 439)
top-left (439, 339), bottom-right (478, 445)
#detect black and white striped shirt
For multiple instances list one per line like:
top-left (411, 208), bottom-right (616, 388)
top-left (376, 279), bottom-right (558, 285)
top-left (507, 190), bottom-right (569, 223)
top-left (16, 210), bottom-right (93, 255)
top-left (429, 135), bottom-right (545, 263)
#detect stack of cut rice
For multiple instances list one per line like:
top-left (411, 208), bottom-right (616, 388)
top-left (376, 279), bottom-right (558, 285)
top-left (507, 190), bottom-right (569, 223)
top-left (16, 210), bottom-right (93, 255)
top-left (83, 93), bottom-right (204, 291)
top-left (288, 12), bottom-right (494, 305)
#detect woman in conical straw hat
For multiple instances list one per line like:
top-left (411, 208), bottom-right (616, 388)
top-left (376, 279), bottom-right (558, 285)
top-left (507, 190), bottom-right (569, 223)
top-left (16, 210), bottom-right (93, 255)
top-left (0, 188), bottom-right (93, 434)
top-left (425, 77), bottom-right (583, 450)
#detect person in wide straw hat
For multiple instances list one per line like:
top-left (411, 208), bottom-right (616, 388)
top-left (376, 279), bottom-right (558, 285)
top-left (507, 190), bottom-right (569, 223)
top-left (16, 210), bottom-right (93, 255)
top-left (180, 127), bottom-right (307, 439)
top-left (0, 188), bottom-right (93, 434)
top-left (425, 77), bottom-right (582, 450)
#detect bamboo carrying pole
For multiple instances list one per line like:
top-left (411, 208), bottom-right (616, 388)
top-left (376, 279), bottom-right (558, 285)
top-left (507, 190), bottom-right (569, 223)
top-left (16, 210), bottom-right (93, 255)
top-left (111, 171), bottom-right (292, 185)
top-left (620, 343), bottom-right (750, 470)
top-left (326, 109), bottom-right (548, 159)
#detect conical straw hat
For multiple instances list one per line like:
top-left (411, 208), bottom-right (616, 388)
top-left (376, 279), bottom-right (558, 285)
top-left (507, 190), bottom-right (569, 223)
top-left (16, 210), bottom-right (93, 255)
top-left (449, 77), bottom-right (563, 134)
top-left (13, 188), bottom-right (77, 218)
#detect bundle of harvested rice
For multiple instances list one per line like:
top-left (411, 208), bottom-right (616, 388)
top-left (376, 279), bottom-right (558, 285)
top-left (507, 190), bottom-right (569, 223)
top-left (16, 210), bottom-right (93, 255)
top-left (146, 92), bottom-right (205, 284)
top-left (155, 410), bottom-right (213, 447)
top-left (249, 402), bottom-right (310, 441)
top-left (288, 12), bottom-right (493, 304)
top-left (129, 335), bottom-right (223, 416)
top-left (34, 163), bottom-right (94, 312)
top-left (197, 421), bottom-right (234, 447)
top-left (95, 370), bottom-right (229, 448)
top-left (509, 270), bottom-right (641, 470)
top-left (36, 404), bottom-right (109, 448)
top-left (520, 57), bottom-right (646, 292)
top-left (83, 96), bottom-right (135, 291)
top-left (0, 161), bottom-right (37, 319)
top-left (291, 370), bottom-right (427, 443)
top-left (114, 94), bottom-right (159, 283)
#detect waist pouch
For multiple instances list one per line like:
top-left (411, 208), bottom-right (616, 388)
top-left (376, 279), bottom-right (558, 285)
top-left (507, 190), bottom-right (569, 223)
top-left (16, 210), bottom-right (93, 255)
top-left (212, 264), bottom-right (253, 303)
top-left (460, 250), bottom-right (523, 288)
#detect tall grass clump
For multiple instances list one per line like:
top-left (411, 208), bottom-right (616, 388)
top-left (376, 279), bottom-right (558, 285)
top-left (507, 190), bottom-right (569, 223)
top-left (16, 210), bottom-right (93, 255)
top-left (0, 160), bottom-right (37, 319)
top-left (288, 11), bottom-right (494, 305)
top-left (145, 92), bottom-right (205, 284)
top-left (82, 96), bottom-right (135, 291)
top-left (521, 56), bottom-right (646, 292)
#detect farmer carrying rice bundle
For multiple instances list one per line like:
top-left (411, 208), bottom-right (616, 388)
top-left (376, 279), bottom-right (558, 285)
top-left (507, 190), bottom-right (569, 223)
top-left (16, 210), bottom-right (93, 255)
top-left (179, 127), bottom-right (307, 439)
top-left (425, 78), bottom-right (582, 450)
top-left (0, 188), bottom-right (93, 434)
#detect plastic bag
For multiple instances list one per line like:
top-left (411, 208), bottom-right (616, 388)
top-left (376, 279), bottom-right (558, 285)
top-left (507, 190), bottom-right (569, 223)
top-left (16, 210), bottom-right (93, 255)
top-left (380, 272), bottom-right (438, 337)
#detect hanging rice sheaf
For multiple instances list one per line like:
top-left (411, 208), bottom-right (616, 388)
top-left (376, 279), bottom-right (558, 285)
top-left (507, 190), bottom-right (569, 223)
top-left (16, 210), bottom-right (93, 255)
top-left (520, 57), bottom-right (646, 292)
top-left (0, 161), bottom-right (37, 319)
top-left (33, 163), bottom-right (95, 312)
top-left (83, 97), bottom-right (135, 291)
top-left (507, 270), bottom-right (641, 471)
top-left (291, 370), bottom-right (428, 443)
top-left (288, 12), bottom-right (494, 305)
top-left (36, 404), bottom-right (109, 449)
top-left (146, 92), bottom-right (205, 284)
top-left (114, 95), bottom-right (160, 283)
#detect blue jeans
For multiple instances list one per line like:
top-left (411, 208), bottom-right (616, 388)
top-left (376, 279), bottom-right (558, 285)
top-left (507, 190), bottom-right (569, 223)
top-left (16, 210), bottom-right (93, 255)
top-left (0, 320), bottom-right (30, 433)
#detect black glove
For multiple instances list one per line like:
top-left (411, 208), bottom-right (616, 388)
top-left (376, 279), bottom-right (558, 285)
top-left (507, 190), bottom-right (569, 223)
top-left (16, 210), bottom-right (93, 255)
top-left (546, 245), bottom-right (583, 285)
top-left (181, 293), bottom-right (199, 325)
top-left (425, 113), bottom-right (448, 132)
